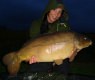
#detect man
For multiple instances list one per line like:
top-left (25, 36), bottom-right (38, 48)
top-left (29, 0), bottom-right (70, 75)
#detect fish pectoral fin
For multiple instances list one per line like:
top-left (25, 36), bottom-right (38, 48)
top-left (69, 49), bottom-right (77, 62)
top-left (54, 59), bottom-right (63, 65)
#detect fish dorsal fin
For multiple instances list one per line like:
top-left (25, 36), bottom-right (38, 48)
top-left (54, 59), bottom-right (63, 65)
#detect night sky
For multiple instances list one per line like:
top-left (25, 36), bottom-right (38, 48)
top-left (0, 0), bottom-right (95, 33)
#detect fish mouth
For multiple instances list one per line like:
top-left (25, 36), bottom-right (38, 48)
top-left (86, 40), bottom-right (92, 48)
top-left (90, 40), bottom-right (92, 45)
top-left (77, 40), bottom-right (92, 50)
top-left (86, 40), bottom-right (92, 46)
top-left (88, 40), bottom-right (92, 47)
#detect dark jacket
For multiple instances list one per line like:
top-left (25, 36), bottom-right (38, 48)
top-left (29, 0), bottom-right (70, 38)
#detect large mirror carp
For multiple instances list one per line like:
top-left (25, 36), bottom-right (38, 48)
top-left (3, 31), bottom-right (92, 75)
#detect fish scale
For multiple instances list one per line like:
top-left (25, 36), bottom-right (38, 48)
top-left (2, 31), bottom-right (92, 75)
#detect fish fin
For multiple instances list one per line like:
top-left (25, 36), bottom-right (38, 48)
top-left (7, 60), bottom-right (20, 76)
top-left (3, 52), bottom-right (15, 65)
top-left (3, 52), bottom-right (21, 75)
top-left (69, 49), bottom-right (77, 62)
top-left (54, 59), bottom-right (63, 65)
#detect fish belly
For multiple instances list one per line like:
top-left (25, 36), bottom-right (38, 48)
top-left (36, 42), bottom-right (74, 62)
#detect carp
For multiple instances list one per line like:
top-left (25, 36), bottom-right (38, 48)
top-left (3, 31), bottom-right (92, 75)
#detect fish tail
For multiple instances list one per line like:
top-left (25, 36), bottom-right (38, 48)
top-left (3, 52), bottom-right (21, 75)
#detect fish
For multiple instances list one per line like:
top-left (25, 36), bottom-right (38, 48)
top-left (2, 31), bottom-right (92, 75)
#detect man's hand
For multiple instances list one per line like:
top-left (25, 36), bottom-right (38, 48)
top-left (47, 7), bottom-right (62, 23)
top-left (28, 56), bottom-right (37, 64)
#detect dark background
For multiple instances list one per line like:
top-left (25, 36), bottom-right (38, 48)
top-left (0, 0), bottom-right (95, 32)
top-left (0, 0), bottom-right (95, 76)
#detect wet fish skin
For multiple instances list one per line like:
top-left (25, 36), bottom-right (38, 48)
top-left (2, 31), bottom-right (92, 75)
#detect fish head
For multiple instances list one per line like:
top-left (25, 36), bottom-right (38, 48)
top-left (75, 33), bottom-right (92, 51)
